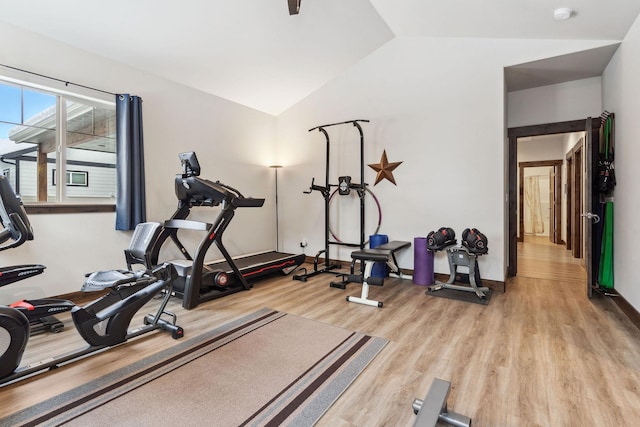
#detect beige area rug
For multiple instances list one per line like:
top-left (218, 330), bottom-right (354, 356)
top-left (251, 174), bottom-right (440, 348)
top-left (7, 308), bottom-right (388, 427)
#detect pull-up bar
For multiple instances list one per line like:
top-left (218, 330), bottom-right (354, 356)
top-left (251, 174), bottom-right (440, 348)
top-left (308, 119), bottom-right (370, 132)
top-left (294, 119), bottom-right (370, 283)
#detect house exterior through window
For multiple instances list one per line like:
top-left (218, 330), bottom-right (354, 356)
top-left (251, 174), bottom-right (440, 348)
top-left (0, 80), bottom-right (116, 204)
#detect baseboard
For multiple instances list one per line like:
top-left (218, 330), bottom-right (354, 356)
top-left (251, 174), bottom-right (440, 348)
top-left (604, 289), bottom-right (640, 331)
top-left (302, 257), bottom-right (506, 293)
top-left (59, 262), bottom-right (630, 326)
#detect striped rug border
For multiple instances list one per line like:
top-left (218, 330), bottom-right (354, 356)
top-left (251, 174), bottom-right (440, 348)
top-left (7, 308), bottom-right (283, 427)
top-left (5, 308), bottom-right (387, 427)
top-left (244, 332), bottom-right (388, 427)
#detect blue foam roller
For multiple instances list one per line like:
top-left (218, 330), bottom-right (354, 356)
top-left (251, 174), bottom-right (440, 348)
top-left (370, 234), bottom-right (389, 278)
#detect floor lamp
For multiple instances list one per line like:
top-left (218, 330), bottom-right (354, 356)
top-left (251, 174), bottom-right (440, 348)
top-left (270, 165), bottom-right (282, 252)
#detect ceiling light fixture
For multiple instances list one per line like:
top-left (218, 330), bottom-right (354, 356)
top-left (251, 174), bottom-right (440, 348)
top-left (553, 7), bottom-right (573, 21)
top-left (288, 0), bottom-right (301, 15)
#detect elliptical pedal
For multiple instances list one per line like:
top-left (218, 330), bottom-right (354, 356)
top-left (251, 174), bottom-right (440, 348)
top-left (10, 299), bottom-right (75, 335)
top-left (29, 315), bottom-right (65, 335)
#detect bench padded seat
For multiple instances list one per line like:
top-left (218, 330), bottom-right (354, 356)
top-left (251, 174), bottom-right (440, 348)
top-left (350, 241), bottom-right (411, 262)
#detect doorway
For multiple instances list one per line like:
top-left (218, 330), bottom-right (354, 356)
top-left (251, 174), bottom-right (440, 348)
top-left (507, 119), bottom-right (593, 284)
top-left (518, 160), bottom-right (563, 245)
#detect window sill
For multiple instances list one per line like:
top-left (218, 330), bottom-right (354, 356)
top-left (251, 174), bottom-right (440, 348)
top-left (24, 204), bottom-right (116, 214)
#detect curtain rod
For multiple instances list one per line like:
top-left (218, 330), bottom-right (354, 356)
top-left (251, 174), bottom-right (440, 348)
top-left (0, 63), bottom-right (115, 96)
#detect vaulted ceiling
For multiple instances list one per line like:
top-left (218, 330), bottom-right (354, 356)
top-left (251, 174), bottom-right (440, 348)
top-left (1, 0), bottom-right (638, 115)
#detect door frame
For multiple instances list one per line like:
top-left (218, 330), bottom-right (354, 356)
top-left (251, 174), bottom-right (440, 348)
top-left (584, 117), bottom-right (600, 298)
top-left (518, 160), bottom-right (563, 243)
top-left (550, 163), bottom-right (562, 244)
top-left (566, 139), bottom-right (584, 259)
top-left (507, 119), bottom-right (587, 279)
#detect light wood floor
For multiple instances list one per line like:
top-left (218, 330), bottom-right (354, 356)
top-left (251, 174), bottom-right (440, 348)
top-left (1, 247), bottom-right (639, 426)
top-left (517, 235), bottom-right (587, 282)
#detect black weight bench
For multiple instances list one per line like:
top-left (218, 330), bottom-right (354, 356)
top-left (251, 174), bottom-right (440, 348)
top-left (345, 241), bottom-right (411, 307)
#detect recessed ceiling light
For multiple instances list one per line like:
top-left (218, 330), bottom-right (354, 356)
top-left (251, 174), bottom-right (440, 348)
top-left (553, 7), bottom-right (573, 21)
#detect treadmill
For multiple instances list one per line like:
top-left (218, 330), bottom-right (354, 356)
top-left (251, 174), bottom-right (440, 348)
top-left (148, 152), bottom-right (305, 309)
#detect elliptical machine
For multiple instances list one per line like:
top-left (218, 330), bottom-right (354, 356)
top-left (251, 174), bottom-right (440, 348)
top-left (0, 176), bottom-right (183, 386)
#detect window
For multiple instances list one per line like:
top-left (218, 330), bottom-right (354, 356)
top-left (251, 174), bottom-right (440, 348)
top-left (52, 169), bottom-right (89, 187)
top-left (0, 80), bottom-right (116, 204)
top-left (67, 170), bottom-right (89, 187)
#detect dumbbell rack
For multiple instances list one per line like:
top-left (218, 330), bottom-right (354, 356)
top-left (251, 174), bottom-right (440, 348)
top-left (428, 243), bottom-right (490, 299)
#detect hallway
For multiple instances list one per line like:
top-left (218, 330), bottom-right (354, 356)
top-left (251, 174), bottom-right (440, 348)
top-left (517, 235), bottom-right (586, 282)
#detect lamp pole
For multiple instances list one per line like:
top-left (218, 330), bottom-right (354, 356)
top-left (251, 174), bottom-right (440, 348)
top-left (269, 165), bottom-right (283, 251)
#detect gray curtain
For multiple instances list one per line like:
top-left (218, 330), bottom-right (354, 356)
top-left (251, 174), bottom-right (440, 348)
top-left (115, 94), bottom-right (146, 231)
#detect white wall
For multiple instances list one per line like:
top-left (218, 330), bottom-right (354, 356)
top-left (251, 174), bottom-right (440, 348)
top-left (508, 77), bottom-right (603, 128)
top-left (0, 22), bottom-right (277, 302)
top-left (518, 136), bottom-right (565, 161)
top-left (602, 15), bottom-right (640, 311)
top-left (277, 37), bottom-right (612, 281)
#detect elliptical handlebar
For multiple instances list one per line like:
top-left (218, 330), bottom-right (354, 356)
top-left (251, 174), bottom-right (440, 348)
top-left (0, 213), bottom-right (30, 252)
top-left (0, 176), bottom-right (34, 252)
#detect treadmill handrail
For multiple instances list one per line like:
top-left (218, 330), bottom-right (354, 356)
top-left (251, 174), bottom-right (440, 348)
top-left (164, 219), bottom-right (212, 231)
top-left (233, 197), bottom-right (265, 208)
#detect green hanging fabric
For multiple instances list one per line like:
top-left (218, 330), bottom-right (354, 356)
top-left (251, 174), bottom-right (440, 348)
top-left (598, 201), bottom-right (614, 288)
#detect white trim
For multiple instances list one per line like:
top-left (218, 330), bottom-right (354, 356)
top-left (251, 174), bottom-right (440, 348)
top-left (0, 72), bottom-right (113, 107)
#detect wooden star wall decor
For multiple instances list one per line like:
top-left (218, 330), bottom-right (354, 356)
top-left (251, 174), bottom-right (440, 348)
top-left (368, 150), bottom-right (403, 185)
